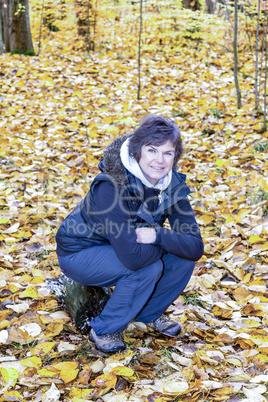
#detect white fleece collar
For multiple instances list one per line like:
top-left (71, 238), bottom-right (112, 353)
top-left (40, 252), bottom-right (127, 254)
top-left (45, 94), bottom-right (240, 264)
top-left (120, 138), bottom-right (172, 191)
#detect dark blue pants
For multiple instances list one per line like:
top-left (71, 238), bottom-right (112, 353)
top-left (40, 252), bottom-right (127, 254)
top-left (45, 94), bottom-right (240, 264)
top-left (58, 246), bottom-right (195, 335)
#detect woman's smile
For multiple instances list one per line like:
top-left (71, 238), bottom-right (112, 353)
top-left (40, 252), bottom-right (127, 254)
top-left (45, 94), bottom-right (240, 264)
top-left (139, 141), bottom-right (175, 186)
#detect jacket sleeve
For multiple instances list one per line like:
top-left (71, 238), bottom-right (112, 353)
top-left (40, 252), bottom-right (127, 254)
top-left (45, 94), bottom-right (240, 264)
top-left (92, 181), bottom-right (163, 271)
top-left (153, 196), bottom-right (204, 261)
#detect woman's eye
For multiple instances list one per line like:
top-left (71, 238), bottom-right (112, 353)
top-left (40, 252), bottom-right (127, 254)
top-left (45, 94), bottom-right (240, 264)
top-left (148, 149), bottom-right (155, 153)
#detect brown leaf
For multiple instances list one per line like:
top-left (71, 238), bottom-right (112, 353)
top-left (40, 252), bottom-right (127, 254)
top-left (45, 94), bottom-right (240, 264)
top-left (139, 353), bottom-right (160, 365)
top-left (77, 368), bottom-right (92, 385)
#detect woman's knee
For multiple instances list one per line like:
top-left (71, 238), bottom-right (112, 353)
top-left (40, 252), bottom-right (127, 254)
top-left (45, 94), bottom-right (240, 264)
top-left (163, 253), bottom-right (195, 273)
top-left (133, 259), bottom-right (163, 282)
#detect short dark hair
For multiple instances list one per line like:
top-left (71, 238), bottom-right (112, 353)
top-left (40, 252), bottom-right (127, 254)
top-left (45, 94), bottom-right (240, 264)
top-left (128, 114), bottom-right (183, 166)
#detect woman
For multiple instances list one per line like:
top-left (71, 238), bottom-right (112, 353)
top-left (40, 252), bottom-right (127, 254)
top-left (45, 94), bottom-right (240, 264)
top-left (56, 114), bottom-right (204, 353)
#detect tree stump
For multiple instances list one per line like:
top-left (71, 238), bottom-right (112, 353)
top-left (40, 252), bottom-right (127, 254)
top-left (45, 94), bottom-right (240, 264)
top-left (46, 275), bottom-right (112, 333)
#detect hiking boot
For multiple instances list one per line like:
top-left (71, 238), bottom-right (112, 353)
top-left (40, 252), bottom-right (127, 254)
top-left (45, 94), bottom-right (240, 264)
top-left (147, 315), bottom-right (181, 337)
top-left (89, 328), bottom-right (125, 353)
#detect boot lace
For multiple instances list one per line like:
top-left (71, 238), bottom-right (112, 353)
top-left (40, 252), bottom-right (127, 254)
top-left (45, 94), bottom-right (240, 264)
top-left (98, 332), bottom-right (122, 341)
top-left (155, 315), bottom-right (170, 324)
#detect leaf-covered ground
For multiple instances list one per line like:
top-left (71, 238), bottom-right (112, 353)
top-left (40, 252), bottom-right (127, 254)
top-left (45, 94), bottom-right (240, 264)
top-left (0, 1), bottom-right (268, 400)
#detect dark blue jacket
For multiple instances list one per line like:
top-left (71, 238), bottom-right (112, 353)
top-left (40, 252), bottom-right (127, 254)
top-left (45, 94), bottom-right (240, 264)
top-left (56, 136), bottom-right (204, 270)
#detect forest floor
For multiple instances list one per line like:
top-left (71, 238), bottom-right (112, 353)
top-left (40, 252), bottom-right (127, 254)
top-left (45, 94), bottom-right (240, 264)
top-left (0, 1), bottom-right (268, 401)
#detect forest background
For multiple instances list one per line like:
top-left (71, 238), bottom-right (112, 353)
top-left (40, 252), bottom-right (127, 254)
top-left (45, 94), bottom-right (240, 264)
top-left (1, 0), bottom-right (268, 401)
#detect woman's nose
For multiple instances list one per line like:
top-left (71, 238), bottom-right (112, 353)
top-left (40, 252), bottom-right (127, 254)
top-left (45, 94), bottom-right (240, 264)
top-left (155, 153), bottom-right (164, 163)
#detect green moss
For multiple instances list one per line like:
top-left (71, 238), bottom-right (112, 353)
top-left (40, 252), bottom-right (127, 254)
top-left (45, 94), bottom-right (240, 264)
top-left (10, 48), bottom-right (36, 56)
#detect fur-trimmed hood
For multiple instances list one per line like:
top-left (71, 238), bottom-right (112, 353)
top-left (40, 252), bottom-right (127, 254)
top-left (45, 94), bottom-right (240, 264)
top-left (98, 135), bottom-right (187, 192)
top-left (98, 135), bottom-right (129, 187)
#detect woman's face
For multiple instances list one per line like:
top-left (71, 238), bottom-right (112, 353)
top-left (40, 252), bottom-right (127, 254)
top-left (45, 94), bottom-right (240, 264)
top-left (139, 141), bottom-right (175, 186)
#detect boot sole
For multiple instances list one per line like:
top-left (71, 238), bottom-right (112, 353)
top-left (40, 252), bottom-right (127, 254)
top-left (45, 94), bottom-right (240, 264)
top-left (89, 331), bottom-right (125, 353)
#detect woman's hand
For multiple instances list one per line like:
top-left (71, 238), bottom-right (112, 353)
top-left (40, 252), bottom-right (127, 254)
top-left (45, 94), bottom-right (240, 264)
top-left (135, 227), bottom-right (156, 244)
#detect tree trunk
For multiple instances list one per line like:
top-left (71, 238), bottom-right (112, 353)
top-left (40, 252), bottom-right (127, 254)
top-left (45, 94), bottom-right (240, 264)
top-left (76, 0), bottom-right (89, 36)
top-left (234, 0), bottom-right (242, 109)
top-left (2, 0), bottom-right (11, 52)
top-left (205, 0), bottom-right (217, 14)
top-left (263, 7), bottom-right (268, 131)
top-left (75, 0), bottom-right (96, 51)
top-left (2, 0), bottom-right (34, 53)
top-left (11, 0), bottom-right (33, 52)
top-left (182, 0), bottom-right (201, 11)
top-left (0, 0), bottom-right (3, 54)
top-left (255, 0), bottom-right (261, 109)
top-left (46, 275), bottom-right (112, 333)
top-left (137, 0), bottom-right (142, 100)
top-left (86, 0), bottom-right (90, 52)
top-left (37, 0), bottom-right (45, 55)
